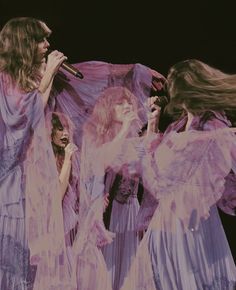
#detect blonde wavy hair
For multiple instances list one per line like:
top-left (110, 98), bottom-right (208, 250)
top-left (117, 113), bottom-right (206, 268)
top-left (0, 17), bottom-right (51, 92)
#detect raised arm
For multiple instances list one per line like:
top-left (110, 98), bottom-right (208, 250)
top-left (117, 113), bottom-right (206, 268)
top-left (58, 142), bottom-right (78, 200)
top-left (38, 50), bottom-right (67, 107)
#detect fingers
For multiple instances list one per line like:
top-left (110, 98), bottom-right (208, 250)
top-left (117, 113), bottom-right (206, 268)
top-left (148, 96), bottom-right (160, 108)
top-left (146, 96), bottom-right (161, 118)
top-left (64, 143), bottom-right (78, 156)
top-left (47, 50), bottom-right (68, 73)
top-left (124, 111), bottom-right (138, 123)
top-left (49, 50), bottom-right (67, 61)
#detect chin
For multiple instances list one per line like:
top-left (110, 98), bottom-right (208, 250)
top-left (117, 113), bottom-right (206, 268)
top-left (59, 143), bottom-right (66, 148)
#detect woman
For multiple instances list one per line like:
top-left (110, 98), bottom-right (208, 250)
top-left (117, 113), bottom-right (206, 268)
top-left (49, 112), bottom-right (80, 273)
top-left (77, 86), bottom-right (159, 290)
top-left (0, 17), bottom-right (73, 290)
top-left (121, 59), bottom-right (236, 290)
top-left (98, 87), bottom-right (143, 290)
top-left (50, 112), bottom-right (79, 243)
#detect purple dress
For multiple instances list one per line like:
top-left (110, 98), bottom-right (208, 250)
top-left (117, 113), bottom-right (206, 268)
top-left (102, 170), bottom-right (141, 290)
top-left (0, 73), bottom-right (76, 290)
top-left (121, 112), bottom-right (236, 290)
top-left (61, 154), bottom-right (80, 274)
top-left (0, 72), bottom-right (43, 289)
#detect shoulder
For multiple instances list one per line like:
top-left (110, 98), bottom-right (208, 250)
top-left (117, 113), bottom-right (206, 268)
top-left (201, 111), bottom-right (231, 131)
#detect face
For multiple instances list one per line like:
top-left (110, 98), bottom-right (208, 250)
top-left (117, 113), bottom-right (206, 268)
top-left (36, 37), bottom-right (50, 63)
top-left (52, 126), bottom-right (69, 148)
top-left (113, 98), bottom-right (134, 123)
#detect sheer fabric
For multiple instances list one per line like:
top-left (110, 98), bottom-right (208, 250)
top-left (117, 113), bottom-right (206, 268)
top-left (120, 113), bottom-right (236, 290)
top-left (0, 72), bottom-right (76, 290)
top-left (50, 61), bottom-right (165, 289)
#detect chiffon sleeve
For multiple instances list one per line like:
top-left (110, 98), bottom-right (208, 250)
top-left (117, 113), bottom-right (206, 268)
top-left (0, 72), bottom-right (76, 288)
top-left (217, 140), bottom-right (236, 216)
top-left (0, 72), bottom-right (43, 213)
top-left (141, 128), bottom-right (236, 232)
top-left (202, 115), bottom-right (236, 216)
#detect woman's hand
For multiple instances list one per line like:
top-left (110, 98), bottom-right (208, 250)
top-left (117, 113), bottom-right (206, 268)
top-left (45, 50), bottom-right (67, 77)
top-left (64, 142), bottom-right (78, 161)
top-left (120, 111), bottom-right (140, 136)
top-left (38, 50), bottom-right (67, 106)
top-left (59, 142), bottom-right (78, 200)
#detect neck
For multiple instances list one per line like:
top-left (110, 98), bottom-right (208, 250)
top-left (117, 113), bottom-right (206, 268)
top-left (52, 142), bottom-right (65, 156)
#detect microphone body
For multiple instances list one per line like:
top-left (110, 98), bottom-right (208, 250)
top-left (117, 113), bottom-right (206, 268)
top-left (46, 49), bottom-right (84, 79)
top-left (61, 62), bottom-right (84, 79)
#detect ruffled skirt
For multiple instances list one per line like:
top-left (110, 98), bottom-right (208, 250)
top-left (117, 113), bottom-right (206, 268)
top-left (121, 205), bottom-right (236, 290)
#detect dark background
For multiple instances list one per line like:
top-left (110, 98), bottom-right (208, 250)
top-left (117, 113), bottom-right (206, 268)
top-left (1, 1), bottom-right (235, 260)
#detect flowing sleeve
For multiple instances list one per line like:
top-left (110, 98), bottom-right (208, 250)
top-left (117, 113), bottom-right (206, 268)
top-left (73, 135), bottom-right (115, 261)
top-left (217, 138), bottom-right (236, 216)
top-left (0, 72), bottom-right (76, 288)
top-left (202, 114), bottom-right (236, 216)
top-left (135, 184), bottom-right (159, 232)
top-left (141, 128), bottom-right (235, 232)
top-left (0, 72), bottom-right (44, 214)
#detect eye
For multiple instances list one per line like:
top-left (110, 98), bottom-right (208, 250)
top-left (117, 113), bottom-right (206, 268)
top-left (37, 37), bottom-right (48, 44)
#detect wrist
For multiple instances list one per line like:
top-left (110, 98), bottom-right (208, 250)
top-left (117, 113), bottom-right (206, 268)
top-left (64, 156), bottom-right (72, 164)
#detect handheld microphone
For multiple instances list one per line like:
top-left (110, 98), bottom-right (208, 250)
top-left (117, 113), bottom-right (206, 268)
top-left (46, 49), bottom-right (84, 79)
top-left (61, 62), bottom-right (84, 79)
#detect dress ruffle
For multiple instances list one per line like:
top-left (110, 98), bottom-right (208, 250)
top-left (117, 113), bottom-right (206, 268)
top-left (141, 129), bottom-right (236, 232)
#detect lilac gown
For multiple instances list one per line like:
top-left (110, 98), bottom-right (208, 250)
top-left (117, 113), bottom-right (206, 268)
top-left (102, 170), bottom-right (141, 290)
top-left (121, 111), bottom-right (236, 290)
top-left (0, 72), bottom-right (45, 289)
top-left (61, 154), bottom-right (80, 273)
top-left (0, 72), bottom-right (77, 290)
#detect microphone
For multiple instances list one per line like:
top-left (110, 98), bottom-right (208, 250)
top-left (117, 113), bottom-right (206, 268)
top-left (46, 49), bottom-right (84, 79)
top-left (61, 62), bottom-right (84, 79)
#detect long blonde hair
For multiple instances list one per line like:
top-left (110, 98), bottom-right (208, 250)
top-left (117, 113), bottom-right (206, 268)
top-left (0, 17), bottom-right (51, 92)
top-left (166, 59), bottom-right (236, 117)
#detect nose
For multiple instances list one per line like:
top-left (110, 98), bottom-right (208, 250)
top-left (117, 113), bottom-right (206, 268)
top-left (123, 101), bottom-right (132, 111)
top-left (62, 129), bottom-right (69, 137)
top-left (44, 39), bottom-right (50, 48)
top-left (123, 100), bottom-right (132, 109)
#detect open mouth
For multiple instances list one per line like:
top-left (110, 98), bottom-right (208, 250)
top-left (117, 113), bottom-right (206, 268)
top-left (60, 137), bottom-right (69, 145)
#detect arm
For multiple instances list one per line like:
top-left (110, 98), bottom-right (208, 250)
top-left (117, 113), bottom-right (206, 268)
top-left (99, 111), bottom-right (139, 169)
top-left (38, 50), bottom-right (67, 107)
top-left (143, 96), bottom-right (163, 152)
top-left (58, 143), bottom-right (78, 200)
